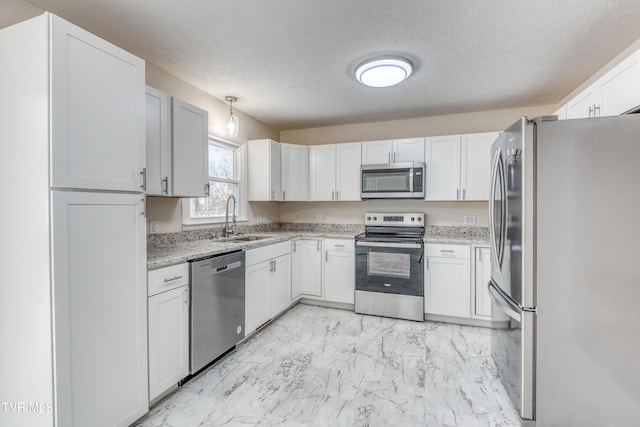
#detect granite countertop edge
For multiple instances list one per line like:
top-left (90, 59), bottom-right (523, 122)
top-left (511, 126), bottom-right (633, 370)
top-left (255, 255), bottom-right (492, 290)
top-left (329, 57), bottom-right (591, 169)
top-left (147, 231), bottom-right (360, 270)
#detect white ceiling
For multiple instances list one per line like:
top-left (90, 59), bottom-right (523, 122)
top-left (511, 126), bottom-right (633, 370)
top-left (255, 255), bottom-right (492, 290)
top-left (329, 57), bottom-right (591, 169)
top-left (22, 0), bottom-right (640, 130)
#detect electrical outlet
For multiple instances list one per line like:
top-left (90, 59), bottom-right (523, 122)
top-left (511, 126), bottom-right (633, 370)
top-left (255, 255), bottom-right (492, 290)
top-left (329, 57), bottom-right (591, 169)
top-left (149, 220), bottom-right (159, 234)
top-left (463, 215), bottom-right (476, 226)
top-left (316, 214), bottom-right (324, 223)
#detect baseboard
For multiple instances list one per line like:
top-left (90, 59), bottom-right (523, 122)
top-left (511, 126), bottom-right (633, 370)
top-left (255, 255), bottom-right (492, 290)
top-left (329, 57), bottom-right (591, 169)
top-left (424, 313), bottom-right (509, 329)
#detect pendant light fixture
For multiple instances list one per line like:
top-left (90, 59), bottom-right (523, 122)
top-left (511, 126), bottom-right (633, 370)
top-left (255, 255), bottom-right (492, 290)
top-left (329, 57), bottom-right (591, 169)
top-left (355, 56), bottom-right (413, 88)
top-left (225, 96), bottom-right (239, 137)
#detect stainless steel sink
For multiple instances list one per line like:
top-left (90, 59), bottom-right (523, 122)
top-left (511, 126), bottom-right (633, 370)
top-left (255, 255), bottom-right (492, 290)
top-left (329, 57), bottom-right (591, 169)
top-left (219, 235), bottom-right (272, 243)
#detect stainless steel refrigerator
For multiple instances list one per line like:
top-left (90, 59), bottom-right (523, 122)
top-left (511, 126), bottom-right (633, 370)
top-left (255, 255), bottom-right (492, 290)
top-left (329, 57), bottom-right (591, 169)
top-left (488, 115), bottom-right (640, 426)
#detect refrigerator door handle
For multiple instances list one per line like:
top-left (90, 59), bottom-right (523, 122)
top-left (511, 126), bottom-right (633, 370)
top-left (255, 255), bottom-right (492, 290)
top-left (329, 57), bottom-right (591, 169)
top-left (488, 279), bottom-right (522, 321)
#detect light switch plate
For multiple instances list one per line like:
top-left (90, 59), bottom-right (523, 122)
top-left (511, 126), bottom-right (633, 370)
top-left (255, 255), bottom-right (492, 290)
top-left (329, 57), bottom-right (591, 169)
top-left (463, 215), bottom-right (476, 226)
top-left (316, 214), bottom-right (324, 223)
top-left (149, 220), bottom-right (159, 234)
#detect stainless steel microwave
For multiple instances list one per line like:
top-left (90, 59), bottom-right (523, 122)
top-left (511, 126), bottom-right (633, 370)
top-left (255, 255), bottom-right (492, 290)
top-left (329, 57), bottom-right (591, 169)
top-left (360, 162), bottom-right (425, 199)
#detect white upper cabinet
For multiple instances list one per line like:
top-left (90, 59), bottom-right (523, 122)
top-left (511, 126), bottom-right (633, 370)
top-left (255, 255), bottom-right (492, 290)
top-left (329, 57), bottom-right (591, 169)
top-left (171, 98), bottom-right (208, 197)
top-left (310, 142), bottom-right (362, 201)
top-left (426, 132), bottom-right (497, 201)
top-left (310, 144), bottom-right (337, 200)
top-left (559, 47), bottom-right (640, 119)
top-left (248, 139), bottom-right (282, 201)
top-left (281, 143), bottom-right (309, 201)
top-left (50, 14), bottom-right (145, 192)
top-left (566, 86), bottom-right (601, 119)
top-left (599, 50), bottom-right (640, 116)
top-left (425, 135), bottom-right (460, 201)
top-left (145, 87), bottom-right (208, 197)
top-left (145, 86), bottom-right (171, 195)
top-left (361, 138), bottom-right (425, 164)
top-left (460, 132), bottom-right (498, 201)
top-left (336, 142), bottom-right (362, 201)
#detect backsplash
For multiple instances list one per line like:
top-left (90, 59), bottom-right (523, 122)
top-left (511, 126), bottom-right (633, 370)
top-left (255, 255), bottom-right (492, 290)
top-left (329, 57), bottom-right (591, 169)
top-left (147, 223), bottom-right (365, 248)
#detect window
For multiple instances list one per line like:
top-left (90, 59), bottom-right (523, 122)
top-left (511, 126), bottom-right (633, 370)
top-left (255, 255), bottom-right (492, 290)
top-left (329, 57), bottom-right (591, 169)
top-left (183, 135), bottom-right (246, 227)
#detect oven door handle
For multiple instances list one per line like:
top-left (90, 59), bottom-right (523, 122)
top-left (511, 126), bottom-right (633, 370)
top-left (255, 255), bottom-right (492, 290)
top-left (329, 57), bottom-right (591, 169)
top-left (356, 241), bottom-right (423, 249)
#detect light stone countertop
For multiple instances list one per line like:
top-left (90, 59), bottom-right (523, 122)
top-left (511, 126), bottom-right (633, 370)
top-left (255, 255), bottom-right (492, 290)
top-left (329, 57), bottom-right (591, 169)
top-left (424, 235), bottom-right (490, 246)
top-left (147, 231), bottom-right (360, 270)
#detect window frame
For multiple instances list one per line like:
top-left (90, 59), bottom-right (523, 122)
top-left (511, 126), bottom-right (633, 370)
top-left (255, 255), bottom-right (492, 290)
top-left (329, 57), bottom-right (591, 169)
top-left (182, 133), bottom-right (248, 230)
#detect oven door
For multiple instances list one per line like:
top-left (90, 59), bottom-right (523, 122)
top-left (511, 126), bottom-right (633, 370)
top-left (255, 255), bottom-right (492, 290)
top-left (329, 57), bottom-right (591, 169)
top-left (355, 240), bottom-right (424, 296)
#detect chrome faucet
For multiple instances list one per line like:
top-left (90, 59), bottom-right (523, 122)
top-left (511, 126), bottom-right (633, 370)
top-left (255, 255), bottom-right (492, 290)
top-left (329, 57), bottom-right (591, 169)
top-left (224, 195), bottom-right (237, 237)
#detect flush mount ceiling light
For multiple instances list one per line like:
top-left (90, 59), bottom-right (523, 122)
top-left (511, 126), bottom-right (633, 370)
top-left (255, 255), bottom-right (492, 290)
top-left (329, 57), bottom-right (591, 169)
top-left (225, 96), bottom-right (239, 137)
top-left (354, 56), bottom-right (413, 88)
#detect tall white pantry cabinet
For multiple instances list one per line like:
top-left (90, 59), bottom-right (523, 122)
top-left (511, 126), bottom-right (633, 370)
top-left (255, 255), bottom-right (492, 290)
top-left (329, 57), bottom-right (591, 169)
top-left (0, 13), bottom-right (147, 427)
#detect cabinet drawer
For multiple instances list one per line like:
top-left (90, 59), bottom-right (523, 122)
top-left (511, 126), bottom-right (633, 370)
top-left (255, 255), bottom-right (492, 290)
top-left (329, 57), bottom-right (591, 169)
top-left (148, 263), bottom-right (189, 296)
top-left (425, 244), bottom-right (470, 259)
top-left (325, 238), bottom-right (354, 252)
top-left (246, 241), bottom-right (290, 266)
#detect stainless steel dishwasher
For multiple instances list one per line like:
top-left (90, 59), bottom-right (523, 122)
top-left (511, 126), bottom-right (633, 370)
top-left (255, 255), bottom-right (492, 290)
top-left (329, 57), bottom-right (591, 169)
top-left (189, 250), bottom-right (245, 375)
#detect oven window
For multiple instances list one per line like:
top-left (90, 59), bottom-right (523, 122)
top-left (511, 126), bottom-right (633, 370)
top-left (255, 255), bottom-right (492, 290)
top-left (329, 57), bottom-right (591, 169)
top-left (362, 169), bottom-right (410, 193)
top-left (367, 252), bottom-right (410, 278)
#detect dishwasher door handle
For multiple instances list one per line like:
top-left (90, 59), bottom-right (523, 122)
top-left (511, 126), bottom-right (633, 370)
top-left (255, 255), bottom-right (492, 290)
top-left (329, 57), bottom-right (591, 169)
top-left (198, 260), bottom-right (243, 275)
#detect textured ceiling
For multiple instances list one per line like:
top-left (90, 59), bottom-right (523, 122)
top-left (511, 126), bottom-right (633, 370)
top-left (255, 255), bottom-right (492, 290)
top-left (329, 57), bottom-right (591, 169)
top-left (22, 0), bottom-right (640, 130)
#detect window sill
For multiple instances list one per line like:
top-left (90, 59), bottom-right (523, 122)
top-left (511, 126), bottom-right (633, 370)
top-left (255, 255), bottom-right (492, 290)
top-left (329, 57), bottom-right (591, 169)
top-left (182, 218), bottom-right (249, 231)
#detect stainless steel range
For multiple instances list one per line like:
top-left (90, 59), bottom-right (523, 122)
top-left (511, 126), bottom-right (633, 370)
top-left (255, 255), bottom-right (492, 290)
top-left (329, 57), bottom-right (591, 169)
top-left (355, 213), bottom-right (425, 321)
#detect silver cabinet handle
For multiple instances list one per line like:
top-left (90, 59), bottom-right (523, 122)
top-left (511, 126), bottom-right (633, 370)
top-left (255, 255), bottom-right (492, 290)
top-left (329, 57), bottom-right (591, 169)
top-left (393, 152), bottom-right (396, 163)
top-left (271, 190), bottom-right (275, 200)
top-left (388, 152), bottom-right (391, 163)
top-left (457, 189), bottom-right (460, 199)
top-left (331, 190), bottom-right (335, 200)
top-left (462, 189), bottom-right (466, 200)
top-left (163, 275), bottom-right (183, 283)
top-left (317, 240), bottom-right (320, 251)
top-left (440, 250), bottom-right (455, 253)
top-left (293, 242), bottom-right (296, 253)
top-left (334, 244), bottom-right (344, 248)
top-left (139, 198), bottom-right (145, 217)
top-left (594, 104), bottom-right (600, 117)
top-left (273, 259), bottom-right (276, 273)
top-left (139, 168), bottom-right (147, 191)
top-left (283, 190), bottom-right (286, 201)
top-left (588, 105), bottom-right (593, 117)
top-left (205, 183), bottom-right (210, 196)
top-left (325, 252), bottom-right (328, 262)
top-left (336, 190), bottom-right (340, 200)
top-left (162, 176), bottom-right (169, 194)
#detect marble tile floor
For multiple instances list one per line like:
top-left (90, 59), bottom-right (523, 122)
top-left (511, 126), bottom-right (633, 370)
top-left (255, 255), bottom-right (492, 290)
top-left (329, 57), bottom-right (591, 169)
top-left (135, 304), bottom-right (520, 427)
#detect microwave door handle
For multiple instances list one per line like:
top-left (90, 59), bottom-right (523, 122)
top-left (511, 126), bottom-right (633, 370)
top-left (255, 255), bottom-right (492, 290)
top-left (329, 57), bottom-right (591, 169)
top-left (488, 279), bottom-right (521, 321)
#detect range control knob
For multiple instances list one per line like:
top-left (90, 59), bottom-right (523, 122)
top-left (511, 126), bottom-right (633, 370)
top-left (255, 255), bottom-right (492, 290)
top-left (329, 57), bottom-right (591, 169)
top-left (373, 216), bottom-right (378, 221)
top-left (366, 216), bottom-right (371, 221)
top-left (411, 217), bottom-right (415, 222)
top-left (417, 217), bottom-right (422, 222)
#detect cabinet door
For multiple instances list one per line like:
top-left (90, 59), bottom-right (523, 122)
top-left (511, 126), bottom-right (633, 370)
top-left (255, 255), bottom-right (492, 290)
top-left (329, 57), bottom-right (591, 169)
top-left (148, 286), bottom-right (189, 401)
top-left (361, 140), bottom-right (392, 164)
top-left (171, 98), bottom-right (208, 197)
top-left (51, 191), bottom-right (147, 427)
top-left (425, 135), bottom-right (461, 200)
top-left (270, 141), bottom-right (282, 201)
top-left (245, 261), bottom-right (271, 336)
top-left (425, 256), bottom-right (470, 318)
top-left (336, 142), bottom-right (362, 201)
top-left (474, 247), bottom-right (492, 318)
top-left (310, 144), bottom-right (337, 200)
top-left (281, 143), bottom-right (308, 201)
top-left (566, 86), bottom-right (600, 119)
top-left (600, 51), bottom-right (640, 116)
top-left (325, 250), bottom-right (355, 304)
top-left (393, 137), bottom-right (425, 163)
top-left (270, 254), bottom-right (292, 316)
top-left (50, 14), bottom-right (145, 192)
top-left (460, 132), bottom-right (498, 201)
top-left (291, 240), bottom-right (323, 298)
top-left (145, 86), bottom-right (171, 195)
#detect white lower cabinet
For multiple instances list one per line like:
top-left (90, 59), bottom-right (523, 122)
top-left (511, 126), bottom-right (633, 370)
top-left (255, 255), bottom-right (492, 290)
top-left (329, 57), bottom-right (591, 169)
top-left (425, 243), bottom-right (507, 323)
top-left (425, 244), bottom-right (471, 317)
top-left (147, 263), bottom-right (189, 401)
top-left (324, 239), bottom-right (355, 304)
top-left (245, 241), bottom-right (291, 336)
top-left (291, 239), bottom-right (323, 299)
